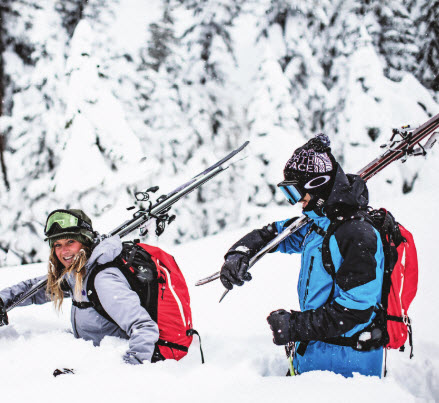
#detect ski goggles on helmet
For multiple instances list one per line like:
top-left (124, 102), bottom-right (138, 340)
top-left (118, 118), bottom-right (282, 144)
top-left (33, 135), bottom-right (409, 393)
top-left (277, 181), bottom-right (305, 205)
top-left (44, 210), bottom-right (93, 237)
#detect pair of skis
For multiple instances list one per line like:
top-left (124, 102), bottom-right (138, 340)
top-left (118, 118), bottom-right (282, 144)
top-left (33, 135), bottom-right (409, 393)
top-left (6, 141), bottom-right (250, 312)
top-left (196, 113), bottom-right (439, 302)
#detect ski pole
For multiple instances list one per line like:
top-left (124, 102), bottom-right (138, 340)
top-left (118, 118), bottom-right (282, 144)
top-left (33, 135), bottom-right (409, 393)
top-left (285, 342), bottom-right (296, 376)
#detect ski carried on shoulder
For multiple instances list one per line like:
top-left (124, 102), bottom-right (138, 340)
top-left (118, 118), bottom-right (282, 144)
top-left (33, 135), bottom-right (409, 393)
top-left (109, 141), bottom-right (249, 239)
top-left (196, 113), bottom-right (439, 302)
top-left (7, 141), bottom-right (250, 311)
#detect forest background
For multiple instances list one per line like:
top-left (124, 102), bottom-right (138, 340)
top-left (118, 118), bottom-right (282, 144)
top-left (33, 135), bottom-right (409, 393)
top-left (0, 0), bottom-right (438, 265)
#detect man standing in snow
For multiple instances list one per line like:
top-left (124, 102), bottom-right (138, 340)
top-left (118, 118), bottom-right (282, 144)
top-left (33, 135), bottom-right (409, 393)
top-left (220, 134), bottom-right (385, 377)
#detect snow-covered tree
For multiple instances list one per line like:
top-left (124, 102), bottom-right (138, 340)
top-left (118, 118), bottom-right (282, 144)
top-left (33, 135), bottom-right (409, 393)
top-left (129, 0), bottom-right (247, 243)
top-left (415, 0), bottom-right (439, 92)
top-left (0, 1), bottom-right (69, 264)
top-left (55, 0), bottom-right (88, 38)
top-left (0, 0), bottom-right (437, 266)
top-left (355, 0), bottom-right (419, 81)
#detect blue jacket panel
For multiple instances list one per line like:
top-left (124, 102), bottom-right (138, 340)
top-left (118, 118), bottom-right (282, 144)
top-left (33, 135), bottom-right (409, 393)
top-left (274, 211), bottom-right (384, 377)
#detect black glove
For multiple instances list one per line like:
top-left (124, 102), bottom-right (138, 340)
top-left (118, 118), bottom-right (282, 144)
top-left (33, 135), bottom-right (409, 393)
top-left (0, 298), bottom-right (9, 326)
top-left (267, 309), bottom-right (295, 345)
top-left (220, 253), bottom-right (252, 290)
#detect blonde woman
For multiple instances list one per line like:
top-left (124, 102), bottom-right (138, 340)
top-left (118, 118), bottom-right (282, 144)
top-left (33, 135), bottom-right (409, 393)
top-left (0, 209), bottom-right (159, 364)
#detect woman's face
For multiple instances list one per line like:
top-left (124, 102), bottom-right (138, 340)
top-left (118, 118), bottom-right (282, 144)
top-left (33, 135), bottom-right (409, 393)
top-left (53, 239), bottom-right (84, 268)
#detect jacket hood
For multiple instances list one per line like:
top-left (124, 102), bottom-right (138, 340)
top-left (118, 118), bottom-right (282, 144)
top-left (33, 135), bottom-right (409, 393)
top-left (85, 236), bottom-right (123, 275)
top-left (323, 165), bottom-right (369, 219)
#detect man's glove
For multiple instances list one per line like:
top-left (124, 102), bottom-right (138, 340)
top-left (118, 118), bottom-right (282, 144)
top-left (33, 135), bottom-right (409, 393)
top-left (220, 253), bottom-right (252, 290)
top-left (0, 298), bottom-right (9, 326)
top-left (267, 309), bottom-right (295, 345)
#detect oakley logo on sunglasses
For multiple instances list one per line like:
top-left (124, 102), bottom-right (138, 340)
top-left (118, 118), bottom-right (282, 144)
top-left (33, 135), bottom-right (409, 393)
top-left (304, 175), bottom-right (331, 189)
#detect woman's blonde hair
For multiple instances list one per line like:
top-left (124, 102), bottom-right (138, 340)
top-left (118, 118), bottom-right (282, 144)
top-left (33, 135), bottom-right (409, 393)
top-left (46, 243), bottom-right (91, 311)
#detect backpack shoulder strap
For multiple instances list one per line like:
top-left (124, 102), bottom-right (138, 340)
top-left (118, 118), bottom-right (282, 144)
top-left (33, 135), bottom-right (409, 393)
top-left (321, 222), bottom-right (339, 279)
top-left (321, 211), bottom-right (374, 302)
top-left (85, 256), bottom-right (126, 324)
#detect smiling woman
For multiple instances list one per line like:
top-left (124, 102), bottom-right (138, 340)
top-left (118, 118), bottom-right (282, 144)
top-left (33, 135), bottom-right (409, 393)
top-left (0, 209), bottom-right (160, 365)
top-left (48, 238), bottom-right (90, 311)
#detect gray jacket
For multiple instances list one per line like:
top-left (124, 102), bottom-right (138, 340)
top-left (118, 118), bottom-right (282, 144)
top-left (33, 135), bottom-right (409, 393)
top-left (0, 236), bottom-right (159, 364)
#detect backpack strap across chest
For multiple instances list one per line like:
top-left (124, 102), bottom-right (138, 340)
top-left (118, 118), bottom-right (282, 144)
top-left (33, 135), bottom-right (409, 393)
top-left (320, 210), bottom-right (375, 302)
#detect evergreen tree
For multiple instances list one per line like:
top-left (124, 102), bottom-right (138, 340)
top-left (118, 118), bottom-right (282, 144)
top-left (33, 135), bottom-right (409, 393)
top-left (356, 0), bottom-right (418, 81)
top-left (55, 0), bottom-right (88, 38)
top-left (0, 0), bottom-right (438, 265)
top-left (0, 1), bottom-right (68, 264)
top-left (133, 0), bottom-right (246, 243)
top-left (416, 0), bottom-right (439, 91)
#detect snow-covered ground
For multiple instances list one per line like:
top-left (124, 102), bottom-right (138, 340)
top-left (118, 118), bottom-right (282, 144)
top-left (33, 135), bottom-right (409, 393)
top-left (1, 152), bottom-right (438, 403)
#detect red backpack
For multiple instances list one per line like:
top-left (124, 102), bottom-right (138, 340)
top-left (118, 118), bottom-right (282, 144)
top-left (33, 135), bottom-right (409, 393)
top-left (139, 243), bottom-right (194, 360)
top-left (386, 224), bottom-right (418, 351)
top-left (87, 241), bottom-right (203, 362)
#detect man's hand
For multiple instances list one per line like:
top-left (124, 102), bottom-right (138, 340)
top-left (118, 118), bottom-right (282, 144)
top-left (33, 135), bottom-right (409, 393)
top-left (267, 309), bottom-right (295, 345)
top-left (220, 253), bottom-right (252, 290)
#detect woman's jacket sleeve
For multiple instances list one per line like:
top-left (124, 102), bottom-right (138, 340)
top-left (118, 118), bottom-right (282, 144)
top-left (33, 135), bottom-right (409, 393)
top-left (0, 275), bottom-right (50, 308)
top-left (94, 267), bottom-right (159, 363)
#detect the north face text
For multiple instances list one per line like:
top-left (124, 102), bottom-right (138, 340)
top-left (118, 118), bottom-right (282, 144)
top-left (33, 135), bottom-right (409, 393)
top-left (287, 150), bottom-right (333, 173)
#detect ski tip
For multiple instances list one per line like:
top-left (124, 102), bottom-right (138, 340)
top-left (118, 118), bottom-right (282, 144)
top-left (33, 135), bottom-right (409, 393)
top-left (241, 140), bottom-right (250, 149)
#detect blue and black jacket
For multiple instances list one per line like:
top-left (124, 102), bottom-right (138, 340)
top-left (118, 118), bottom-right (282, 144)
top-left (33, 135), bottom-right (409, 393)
top-left (227, 166), bottom-right (385, 377)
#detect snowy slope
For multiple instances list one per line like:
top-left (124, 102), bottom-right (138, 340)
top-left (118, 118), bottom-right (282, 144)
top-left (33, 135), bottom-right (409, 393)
top-left (1, 151), bottom-right (438, 403)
